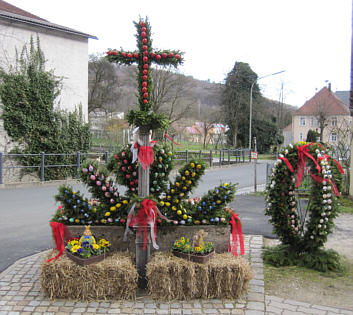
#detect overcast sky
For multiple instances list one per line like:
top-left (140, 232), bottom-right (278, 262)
top-left (7, 0), bottom-right (352, 107)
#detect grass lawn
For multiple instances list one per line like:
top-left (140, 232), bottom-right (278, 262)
top-left (338, 196), bottom-right (353, 214)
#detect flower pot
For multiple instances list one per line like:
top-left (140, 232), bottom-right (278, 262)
top-left (65, 250), bottom-right (109, 266)
top-left (172, 249), bottom-right (214, 264)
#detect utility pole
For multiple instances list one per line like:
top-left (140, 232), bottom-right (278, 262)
top-left (254, 137), bottom-right (257, 193)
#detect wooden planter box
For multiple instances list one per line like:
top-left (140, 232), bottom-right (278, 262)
top-left (172, 249), bottom-right (214, 264)
top-left (65, 250), bottom-right (109, 266)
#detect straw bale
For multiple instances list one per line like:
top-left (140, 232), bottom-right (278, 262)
top-left (146, 252), bottom-right (253, 301)
top-left (40, 251), bottom-right (138, 301)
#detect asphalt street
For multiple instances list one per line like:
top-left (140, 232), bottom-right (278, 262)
top-left (0, 161), bottom-right (273, 272)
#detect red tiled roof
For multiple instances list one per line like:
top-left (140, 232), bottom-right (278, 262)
top-left (294, 87), bottom-right (349, 116)
top-left (0, 0), bottom-right (97, 39)
top-left (0, 0), bottom-right (46, 21)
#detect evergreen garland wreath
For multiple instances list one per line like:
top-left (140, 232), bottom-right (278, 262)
top-left (265, 142), bottom-right (343, 252)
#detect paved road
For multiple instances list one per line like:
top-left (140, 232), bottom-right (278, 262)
top-left (0, 161), bottom-right (272, 272)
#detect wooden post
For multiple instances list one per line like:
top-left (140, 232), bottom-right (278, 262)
top-left (136, 127), bottom-right (151, 289)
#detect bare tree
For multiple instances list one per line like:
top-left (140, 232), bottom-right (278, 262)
top-left (88, 54), bottom-right (122, 114)
top-left (149, 67), bottom-right (198, 124)
top-left (327, 117), bottom-right (352, 194)
top-left (314, 100), bottom-right (331, 142)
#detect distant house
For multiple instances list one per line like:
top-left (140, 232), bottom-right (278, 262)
top-left (290, 86), bottom-right (351, 145)
top-left (184, 122), bottom-right (227, 145)
top-left (0, 0), bottom-right (96, 151)
top-left (282, 123), bottom-right (293, 146)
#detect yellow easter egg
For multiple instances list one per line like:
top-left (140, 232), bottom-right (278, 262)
top-left (165, 202), bottom-right (170, 207)
top-left (183, 186), bottom-right (187, 191)
top-left (75, 218), bottom-right (80, 223)
top-left (175, 199), bottom-right (179, 203)
top-left (185, 170), bottom-right (190, 176)
top-left (180, 193), bottom-right (184, 197)
top-left (110, 206), bottom-right (116, 211)
top-left (116, 203), bottom-right (121, 208)
top-left (171, 189), bottom-right (175, 193)
top-left (197, 164), bottom-right (201, 169)
top-left (172, 206), bottom-right (177, 211)
top-left (105, 212), bottom-right (111, 217)
top-left (123, 200), bottom-right (128, 204)
top-left (176, 182), bottom-right (180, 187)
top-left (216, 200), bottom-right (221, 204)
top-left (190, 163), bottom-right (195, 168)
top-left (160, 201), bottom-right (165, 206)
top-left (183, 214), bottom-right (188, 220)
top-left (187, 180), bottom-right (192, 185)
top-left (192, 172), bottom-right (196, 177)
top-left (177, 210), bottom-right (182, 215)
top-left (182, 176), bottom-right (186, 181)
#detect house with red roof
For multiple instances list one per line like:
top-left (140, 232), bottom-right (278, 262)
top-left (285, 86), bottom-right (351, 146)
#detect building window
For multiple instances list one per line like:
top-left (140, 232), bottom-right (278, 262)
top-left (310, 116), bottom-right (315, 126)
top-left (330, 132), bottom-right (337, 142)
top-left (300, 117), bottom-right (306, 126)
top-left (299, 132), bottom-right (303, 141)
top-left (331, 116), bottom-right (337, 126)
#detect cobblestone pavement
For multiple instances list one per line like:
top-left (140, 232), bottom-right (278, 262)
top-left (0, 235), bottom-right (352, 315)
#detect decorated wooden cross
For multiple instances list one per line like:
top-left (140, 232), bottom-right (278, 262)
top-left (106, 17), bottom-right (184, 197)
top-left (106, 17), bottom-right (184, 288)
top-left (106, 17), bottom-right (183, 117)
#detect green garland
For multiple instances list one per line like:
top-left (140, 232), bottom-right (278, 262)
top-left (265, 142), bottom-right (342, 252)
top-left (126, 110), bottom-right (169, 130)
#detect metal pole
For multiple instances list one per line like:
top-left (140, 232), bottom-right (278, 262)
top-left (210, 150), bottom-right (213, 167)
top-left (228, 149), bottom-right (230, 165)
top-left (76, 151), bottom-right (81, 178)
top-left (105, 151), bottom-right (109, 164)
top-left (254, 138), bottom-right (257, 193)
top-left (0, 152), bottom-right (3, 185)
top-left (186, 150), bottom-right (188, 163)
top-left (219, 150), bottom-right (222, 165)
top-left (40, 152), bottom-right (45, 182)
top-left (249, 70), bottom-right (286, 151)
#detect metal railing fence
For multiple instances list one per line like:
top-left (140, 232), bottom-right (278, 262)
top-left (0, 148), bottom-right (251, 184)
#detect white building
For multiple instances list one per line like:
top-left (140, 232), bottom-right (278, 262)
top-left (0, 0), bottom-right (96, 151)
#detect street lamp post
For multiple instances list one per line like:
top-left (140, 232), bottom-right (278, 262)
top-left (249, 70), bottom-right (286, 151)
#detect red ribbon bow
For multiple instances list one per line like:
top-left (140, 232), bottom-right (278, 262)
top-left (229, 212), bottom-right (244, 256)
top-left (138, 146), bottom-right (155, 170)
top-left (128, 199), bottom-right (168, 250)
top-left (296, 143), bottom-right (321, 188)
top-left (47, 222), bottom-right (72, 262)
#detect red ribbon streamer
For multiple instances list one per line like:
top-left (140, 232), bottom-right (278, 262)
top-left (296, 144), bottom-right (321, 188)
top-left (279, 156), bottom-right (294, 173)
top-left (229, 212), bottom-right (244, 256)
top-left (47, 222), bottom-right (72, 262)
top-left (138, 146), bottom-right (155, 170)
top-left (164, 134), bottom-right (181, 146)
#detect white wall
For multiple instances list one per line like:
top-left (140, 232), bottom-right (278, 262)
top-left (0, 19), bottom-right (89, 121)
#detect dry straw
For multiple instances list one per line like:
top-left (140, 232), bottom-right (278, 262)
top-left (40, 251), bottom-right (138, 301)
top-left (146, 252), bottom-right (253, 301)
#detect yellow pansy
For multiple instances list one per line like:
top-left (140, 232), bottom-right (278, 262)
top-left (92, 244), bottom-right (100, 250)
top-left (70, 240), bottom-right (79, 246)
top-left (194, 246), bottom-right (201, 252)
top-left (71, 245), bottom-right (81, 253)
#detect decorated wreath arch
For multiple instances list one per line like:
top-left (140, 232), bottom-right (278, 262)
top-left (265, 142), bottom-right (344, 252)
